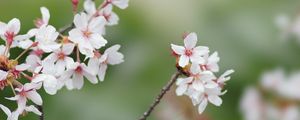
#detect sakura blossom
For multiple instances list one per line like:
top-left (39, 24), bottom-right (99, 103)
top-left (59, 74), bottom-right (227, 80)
top-left (92, 44), bottom-right (124, 81)
top-left (34, 7), bottom-right (50, 28)
top-left (68, 13), bottom-right (107, 57)
top-left (171, 32), bottom-right (234, 114)
top-left (60, 62), bottom-right (98, 90)
top-left (0, 0), bottom-right (127, 119)
top-left (275, 14), bottom-right (300, 42)
top-left (171, 32), bottom-right (209, 67)
top-left (240, 69), bottom-right (300, 120)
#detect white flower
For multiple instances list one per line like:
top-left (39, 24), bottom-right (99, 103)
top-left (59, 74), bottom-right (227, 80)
top-left (84, 1), bottom-right (119, 26)
top-left (171, 32), bottom-right (209, 67)
top-left (0, 104), bottom-right (41, 120)
top-left (84, 0), bottom-right (97, 18)
top-left (216, 69), bottom-right (234, 85)
top-left (201, 52), bottom-right (220, 72)
top-left (6, 83), bottom-right (42, 114)
top-left (25, 54), bottom-right (42, 72)
top-left (31, 60), bottom-right (59, 95)
top-left (68, 13), bottom-right (107, 57)
top-left (0, 104), bottom-right (19, 120)
top-left (194, 87), bottom-right (223, 114)
top-left (0, 18), bottom-right (27, 47)
top-left (101, 5), bottom-right (119, 26)
top-left (34, 25), bottom-right (60, 53)
top-left (34, 7), bottom-right (50, 28)
top-left (109, 0), bottom-right (129, 9)
top-left (175, 77), bottom-right (193, 96)
top-left (90, 44), bottom-right (124, 81)
top-left (277, 71), bottom-right (300, 100)
top-left (45, 43), bottom-right (75, 75)
top-left (261, 69), bottom-right (284, 91)
top-left (175, 64), bottom-right (217, 96)
top-left (60, 62), bottom-right (98, 90)
top-left (240, 87), bottom-right (264, 120)
top-left (32, 74), bottom-right (58, 95)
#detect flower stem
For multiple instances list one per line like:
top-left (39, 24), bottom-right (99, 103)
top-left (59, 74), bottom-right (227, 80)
top-left (15, 45), bottom-right (33, 61)
top-left (76, 45), bottom-right (80, 62)
top-left (138, 71), bottom-right (181, 120)
top-left (9, 83), bottom-right (16, 96)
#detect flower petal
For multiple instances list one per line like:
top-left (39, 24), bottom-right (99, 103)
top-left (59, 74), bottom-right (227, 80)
top-left (62, 43), bottom-right (75, 55)
top-left (41, 7), bottom-right (50, 25)
top-left (97, 63), bottom-right (108, 81)
top-left (198, 98), bottom-right (208, 114)
top-left (184, 32), bottom-right (197, 49)
top-left (72, 73), bottom-right (84, 89)
top-left (0, 104), bottom-right (11, 116)
top-left (73, 13), bottom-right (88, 30)
top-left (178, 55), bottom-right (189, 67)
top-left (25, 105), bottom-right (42, 116)
top-left (7, 18), bottom-right (21, 34)
top-left (176, 84), bottom-right (187, 96)
top-left (26, 91), bottom-right (43, 105)
top-left (208, 95), bottom-right (222, 106)
top-left (171, 44), bottom-right (184, 55)
top-left (89, 33), bottom-right (107, 49)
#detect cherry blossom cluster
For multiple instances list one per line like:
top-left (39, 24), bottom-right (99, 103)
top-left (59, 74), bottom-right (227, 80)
top-left (240, 69), bottom-right (300, 120)
top-left (171, 32), bottom-right (234, 114)
top-left (276, 14), bottom-right (300, 40)
top-left (0, 0), bottom-right (128, 119)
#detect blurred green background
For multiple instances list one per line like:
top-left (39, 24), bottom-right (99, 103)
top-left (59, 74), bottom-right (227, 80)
top-left (1, 0), bottom-right (300, 120)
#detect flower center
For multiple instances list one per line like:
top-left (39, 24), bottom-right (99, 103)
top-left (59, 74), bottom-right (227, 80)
top-left (11, 69), bottom-right (20, 78)
top-left (32, 49), bottom-right (44, 57)
top-left (185, 49), bottom-right (193, 56)
top-left (83, 30), bottom-right (92, 39)
top-left (75, 66), bottom-right (82, 74)
top-left (57, 52), bottom-right (65, 60)
top-left (19, 89), bottom-right (27, 97)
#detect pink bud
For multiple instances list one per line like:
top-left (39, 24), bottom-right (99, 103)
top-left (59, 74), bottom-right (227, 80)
top-left (72, 0), bottom-right (79, 5)
top-left (72, 0), bottom-right (79, 12)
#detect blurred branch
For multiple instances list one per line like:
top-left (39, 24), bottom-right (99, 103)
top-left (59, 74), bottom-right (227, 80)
top-left (138, 71), bottom-right (181, 120)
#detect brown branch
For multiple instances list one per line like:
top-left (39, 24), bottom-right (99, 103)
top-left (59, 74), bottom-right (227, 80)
top-left (58, 23), bottom-right (74, 34)
top-left (138, 71), bottom-right (182, 120)
top-left (37, 105), bottom-right (44, 120)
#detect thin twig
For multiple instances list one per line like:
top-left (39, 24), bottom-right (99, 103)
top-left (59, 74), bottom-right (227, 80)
top-left (138, 71), bottom-right (182, 120)
top-left (37, 105), bottom-right (44, 120)
top-left (58, 23), bottom-right (74, 34)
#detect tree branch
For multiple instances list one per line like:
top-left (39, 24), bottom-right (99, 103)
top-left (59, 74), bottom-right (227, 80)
top-left (37, 105), bottom-right (44, 120)
top-left (138, 71), bottom-right (182, 120)
top-left (58, 23), bottom-right (74, 34)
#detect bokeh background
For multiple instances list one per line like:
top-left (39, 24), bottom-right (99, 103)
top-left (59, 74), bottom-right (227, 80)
top-left (1, 0), bottom-right (300, 120)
